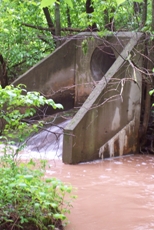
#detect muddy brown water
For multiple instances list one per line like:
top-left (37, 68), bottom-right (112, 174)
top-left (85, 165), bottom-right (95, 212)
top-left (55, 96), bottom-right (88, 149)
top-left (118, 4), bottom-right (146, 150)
top-left (45, 154), bottom-right (154, 230)
top-left (16, 119), bottom-right (154, 230)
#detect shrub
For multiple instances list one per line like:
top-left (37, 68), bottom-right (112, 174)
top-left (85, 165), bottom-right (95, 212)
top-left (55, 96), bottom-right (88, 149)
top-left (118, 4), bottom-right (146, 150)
top-left (0, 151), bottom-right (74, 230)
top-left (0, 85), bottom-right (75, 230)
top-left (0, 84), bottom-right (63, 146)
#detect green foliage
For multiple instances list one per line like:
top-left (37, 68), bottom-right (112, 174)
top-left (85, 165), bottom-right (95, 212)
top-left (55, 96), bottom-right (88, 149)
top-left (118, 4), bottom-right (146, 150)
top-left (115, 0), bottom-right (126, 5)
top-left (149, 89), bottom-right (154, 96)
top-left (0, 153), bottom-right (74, 229)
top-left (65, 0), bottom-right (73, 8)
top-left (0, 0), bottom-right (153, 81)
top-left (0, 85), bottom-right (75, 229)
top-left (115, 0), bottom-right (142, 5)
top-left (0, 84), bottom-right (63, 148)
top-left (149, 67), bottom-right (154, 100)
top-left (41, 0), bottom-right (56, 8)
top-left (81, 39), bottom-right (88, 55)
top-left (41, 0), bottom-right (73, 8)
top-left (0, 0), bottom-right (55, 80)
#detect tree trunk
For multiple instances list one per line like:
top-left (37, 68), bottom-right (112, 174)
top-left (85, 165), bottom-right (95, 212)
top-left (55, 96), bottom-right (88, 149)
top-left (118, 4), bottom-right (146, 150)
top-left (133, 2), bottom-right (141, 14)
top-left (133, 2), bottom-right (142, 27)
top-left (142, 82), bottom-right (151, 137)
top-left (43, 7), bottom-right (55, 35)
top-left (139, 37), bottom-right (151, 143)
top-left (152, 0), bottom-right (154, 31)
top-left (55, 0), bottom-right (61, 47)
top-left (103, 4), bottom-right (115, 31)
top-left (141, 0), bottom-right (147, 28)
top-left (66, 6), bottom-right (71, 27)
top-left (85, 0), bottom-right (97, 31)
top-left (0, 54), bottom-right (8, 88)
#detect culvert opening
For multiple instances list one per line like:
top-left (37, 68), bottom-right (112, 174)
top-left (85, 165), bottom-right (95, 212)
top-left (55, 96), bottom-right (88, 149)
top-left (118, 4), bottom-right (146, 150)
top-left (90, 46), bottom-right (116, 81)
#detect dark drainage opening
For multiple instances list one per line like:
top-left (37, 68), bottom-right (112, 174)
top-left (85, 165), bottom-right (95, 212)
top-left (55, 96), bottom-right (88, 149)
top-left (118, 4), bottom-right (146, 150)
top-left (90, 46), bottom-right (116, 81)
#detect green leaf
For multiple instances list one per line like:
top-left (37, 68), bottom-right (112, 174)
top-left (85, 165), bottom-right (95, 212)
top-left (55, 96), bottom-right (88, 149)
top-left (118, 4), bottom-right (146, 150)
top-left (45, 178), bottom-right (52, 183)
top-left (51, 203), bottom-right (58, 208)
top-left (41, 0), bottom-right (55, 8)
top-left (24, 175), bottom-right (34, 181)
top-left (149, 89), bottom-right (154, 96)
top-left (39, 192), bottom-right (46, 197)
top-left (133, 0), bottom-right (143, 2)
top-left (28, 159), bottom-right (36, 166)
top-left (55, 103), bottom-right (64, 109)
top-left (65, 0), bottom-right (73, 8)
top-left (53, 213), bottom-right (66, 220)
top-left (34, 203), bottom-right (40, 208)
top-left (18, 183), bottom-right (27, 187)
top-left (115, 0), bottom-right (126, 5)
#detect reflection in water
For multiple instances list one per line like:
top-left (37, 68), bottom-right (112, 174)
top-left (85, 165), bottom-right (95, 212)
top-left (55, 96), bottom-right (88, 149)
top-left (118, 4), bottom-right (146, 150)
top-left (44, 155), bottom-right (154, 230)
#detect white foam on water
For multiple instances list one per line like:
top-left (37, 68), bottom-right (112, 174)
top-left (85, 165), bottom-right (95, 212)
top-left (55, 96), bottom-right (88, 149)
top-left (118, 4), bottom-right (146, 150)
top-left (0, 119), bottom-right (70, 160)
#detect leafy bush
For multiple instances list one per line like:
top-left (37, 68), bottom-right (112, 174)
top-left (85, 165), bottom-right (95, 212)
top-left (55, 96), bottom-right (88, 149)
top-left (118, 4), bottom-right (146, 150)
top-left (0, 151), bottom-right (74, 230)
top-left (0, 84), bottom-right (63, 148)
top-left (0, 85), bottom-right (75, 230)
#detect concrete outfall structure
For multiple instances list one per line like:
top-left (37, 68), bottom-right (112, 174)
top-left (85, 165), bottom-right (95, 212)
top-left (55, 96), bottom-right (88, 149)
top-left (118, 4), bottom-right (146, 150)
top-left (14, 32), bottom-right (143, 164)
top-left (63, 32), bottom-right (143, 164)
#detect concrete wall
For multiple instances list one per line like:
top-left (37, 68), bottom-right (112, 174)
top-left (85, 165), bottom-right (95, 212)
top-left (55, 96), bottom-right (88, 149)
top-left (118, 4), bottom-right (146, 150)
top-left (13, 32), bottom-right (133, 110)
top-left (13, 31), bottom-right (143, 164)
top-left (13, 38), bottom-right (77, 111)
top-left (73, 32), bottom-right (131, 106)
top-left (63, 32), bottom-right (143, 164)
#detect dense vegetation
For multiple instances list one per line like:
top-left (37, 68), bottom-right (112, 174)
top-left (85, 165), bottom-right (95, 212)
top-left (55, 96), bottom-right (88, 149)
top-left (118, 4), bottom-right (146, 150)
top-left (0, 85), bottom-right (75, 230)
top-left (0, 0), bottom-right (153, 82)
top-left (0, 153), bottom-right (74, 230)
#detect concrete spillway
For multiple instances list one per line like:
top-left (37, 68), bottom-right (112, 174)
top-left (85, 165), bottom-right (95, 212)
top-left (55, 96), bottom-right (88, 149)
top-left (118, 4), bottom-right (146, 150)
top-left (13, 32), bottom-right (143, 164)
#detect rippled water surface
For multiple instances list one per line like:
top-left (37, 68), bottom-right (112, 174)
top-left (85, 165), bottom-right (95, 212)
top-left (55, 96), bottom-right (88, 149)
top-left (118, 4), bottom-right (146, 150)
top-left (14, 121), bottom-right (154, 230)
top-left (1, 113), bottom-right (153, 229)
top-left (45, 154), bottom-right (154, 230)
top-left (2, 118), bottom-right (154, 230)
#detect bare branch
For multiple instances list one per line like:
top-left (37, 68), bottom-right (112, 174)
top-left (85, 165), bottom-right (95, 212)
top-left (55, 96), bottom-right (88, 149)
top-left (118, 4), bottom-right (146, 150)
top-left (21, 23), bottom-right (85, 33)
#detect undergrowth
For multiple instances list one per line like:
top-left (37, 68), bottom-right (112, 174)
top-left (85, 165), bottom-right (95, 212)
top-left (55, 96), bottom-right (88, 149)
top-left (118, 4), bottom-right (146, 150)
top-left (0, 146), bottom-right (75, 230)
top-left (0, 85), bottom-right (75, 230)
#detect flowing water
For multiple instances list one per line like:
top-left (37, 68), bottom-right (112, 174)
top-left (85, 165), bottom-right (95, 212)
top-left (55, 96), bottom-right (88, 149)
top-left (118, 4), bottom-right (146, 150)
top-left (17, 120), bottom-right (154, 230)
top-left (19, 119), bottom-right (70, 160)
top-left (45, 155), bottom-right (154, 230)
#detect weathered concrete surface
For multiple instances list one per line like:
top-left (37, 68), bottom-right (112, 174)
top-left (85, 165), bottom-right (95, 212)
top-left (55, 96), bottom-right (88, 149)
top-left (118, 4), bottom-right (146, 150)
top-left (63, 32), bottom-right (143, 164)
top-left (13, 39), bottom-right (77, 111)
top-left (73, 32), bottom-right (131, 106)
top-left (13, 32), bottom-right (133, 110)
top-left (13, 31), bottom-right (143, 164)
